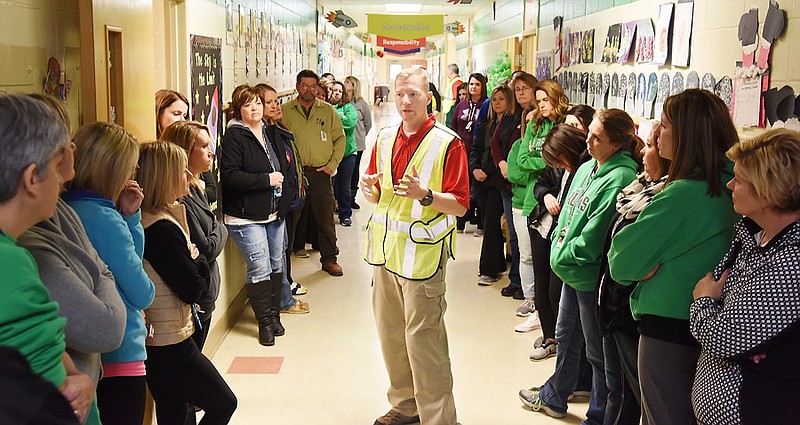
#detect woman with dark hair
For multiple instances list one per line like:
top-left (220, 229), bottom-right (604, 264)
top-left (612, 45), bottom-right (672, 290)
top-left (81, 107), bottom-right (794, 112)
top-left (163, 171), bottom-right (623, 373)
top-left (691, 128), bottom-right (800, 424)
top-left (608, 89), bottom-right (740, 425)
top-left (564, 104), bottom-right (595, 132)
top-left (330, 80), bottom-right (358, 227)
top-left (512, 79), bottom-right (569, 332)
top-left (451, 73), bottom-right (488, 233)
top-left (220, 84), bottom-right (291, 346)
top-left (520, 109), bottom-right (639, 425)
top-left (596, 123), bottom-right (670, 424)
top-left (446, 83), bottom-right (467, 132)
top-left (527, 106), bottom-right (594, 361)
top-left (474, 85), bottom-right (519, 285)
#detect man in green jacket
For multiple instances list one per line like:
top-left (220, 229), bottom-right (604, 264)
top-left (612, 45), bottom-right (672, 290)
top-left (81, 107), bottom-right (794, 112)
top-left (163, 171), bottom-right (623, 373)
top-left (282, 70), bottom-right (346, 276)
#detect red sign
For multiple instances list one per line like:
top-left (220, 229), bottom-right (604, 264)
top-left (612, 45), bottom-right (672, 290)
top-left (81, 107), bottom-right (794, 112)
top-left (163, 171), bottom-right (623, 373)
top-left (376, 36), bottom-right (426, 50)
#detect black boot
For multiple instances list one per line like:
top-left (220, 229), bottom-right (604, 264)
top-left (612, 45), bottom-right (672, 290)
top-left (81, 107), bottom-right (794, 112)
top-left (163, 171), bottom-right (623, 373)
top-left (245, 281), bottom-right (275, 346)
top-left (269, 272), bottom-right (285, 337)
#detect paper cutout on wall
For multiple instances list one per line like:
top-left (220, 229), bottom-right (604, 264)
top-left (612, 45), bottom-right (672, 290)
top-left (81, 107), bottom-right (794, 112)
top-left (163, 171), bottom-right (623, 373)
top-left (757, 0), bottom-right (786, 70)
top-left (672, 71), bottom-right (685, 94)
top-left (602, 73), bottom-right (611, 109)
top-left (732, 76), bottom-right (762, 126)
top-left (618, 21), bottom-right (637, 63)
top-left (762, 85), bottom-right (795, 126)
top-left (635, 19), bottom-right (655, 63)
top-left (610, 73), bottom-right (620, 109)
top-left (686, 71), bottom-right (700, 89)
top-left (655, 73), bottom-right (671, 118)
top-left (536, 50), bottom-right (553, 81)
top-left (672, 1), bottom-right (694, 67)
top-left (619, 73), bottom-right (628, 111)
top-left (570, 31), bottom-right (582, 65)
top-left (582, 30), bottom-right (595, 64)
top-left (588, 72), bottom-right (596, 107)
top-left (653, 3), bottom-right (673, 66)
top-left (562, 26), bottom-right (571, 67)
top-left (701, 73), bottom-right (716, 92)
top-left (635, 73), bottom-right (647, 117)
top-left (602, 24), bottom-right (621, 63)
top-left (714, 76), bottom-right (733, 111)
top-left (738, 9), bottom-right (759, 67)
top-left (626, 72), bottom-right (637, 115)
top-left (580, 73), bottom-right (589, 104)
top-left (554, 17), bottom-right (564, 72)
top-left (645, 72), bottom-right (658, 118)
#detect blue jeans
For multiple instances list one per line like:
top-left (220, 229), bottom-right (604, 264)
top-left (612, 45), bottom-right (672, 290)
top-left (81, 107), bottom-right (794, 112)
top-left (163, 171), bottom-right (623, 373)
top-left (280, 224), bottom-right (295, 310)
top-left (227, 220), bottom-right (286, 284)
top-left (500, 188), bottom-right (521, 287)
top-left (538, 284), bottom-right (609, 425)
top-left (333, 154), bottom-right (357, 220)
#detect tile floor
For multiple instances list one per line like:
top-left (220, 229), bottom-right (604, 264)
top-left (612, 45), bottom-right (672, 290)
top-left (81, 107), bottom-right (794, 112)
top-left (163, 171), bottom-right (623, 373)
top-left (208, 103), bottom-right (586, 424)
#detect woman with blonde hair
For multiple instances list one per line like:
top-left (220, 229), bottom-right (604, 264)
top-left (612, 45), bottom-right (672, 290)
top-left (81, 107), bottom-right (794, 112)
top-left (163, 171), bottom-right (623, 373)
top-left (136, 141), bottom-right (236, 424)
top-left (160, 121), bottom-right (228, 351)
top-left (63, 122), bottom-right (155, 425)
top-left (344, 76), bottom-right (373, 210)
top-left (330, 80), bottom-right (358, 226)
top-left (609, 89), bottom-right (740, 424)
top-left (691, 128), bottom-right (800, 424)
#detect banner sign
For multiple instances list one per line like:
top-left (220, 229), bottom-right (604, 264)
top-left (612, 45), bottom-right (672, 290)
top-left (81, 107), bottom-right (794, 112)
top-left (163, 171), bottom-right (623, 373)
top-left (377, 36), bottom-right (425, 49)
top-left (385, 47), bottom-right (421, 56)
top-left (367, 14), bottom-right (443, 39)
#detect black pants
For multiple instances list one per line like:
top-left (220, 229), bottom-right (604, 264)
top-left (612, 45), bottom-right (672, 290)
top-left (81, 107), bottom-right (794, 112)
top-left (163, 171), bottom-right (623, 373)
top-left (478, 186), bottom-right (506, 276)
top-left (97, 375), bottom-right (147, 425)
top-left (530, 227), bottom-right (563, 341)
top-left (146, 338), bottom-right (237, 425)
top-left (293, 167), bottom-right (337, 263)
top-left (350, 150), bottom-right (364, 205)
top-left (456, 177), bottom-right (484, 231)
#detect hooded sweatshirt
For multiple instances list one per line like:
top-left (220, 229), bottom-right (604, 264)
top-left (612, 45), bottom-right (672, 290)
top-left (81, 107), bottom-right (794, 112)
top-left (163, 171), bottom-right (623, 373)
top-left (550, 150), bottom-right (638, 291)
top-left (609, 160), bottom-right (740, 321)
top-left (515, 118), bottom-right (558, 215)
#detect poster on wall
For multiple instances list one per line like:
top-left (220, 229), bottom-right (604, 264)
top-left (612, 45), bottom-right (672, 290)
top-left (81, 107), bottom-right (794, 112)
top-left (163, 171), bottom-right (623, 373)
top-left (581, 30), bottom-right (595, 64)
top-left (635, 19), bottom-right (655, 63)
top-left (672, 0), bottom-right (694, 66)
top-left (570, 31), bottom-right (582, 65)
top-left (553, 17), bottom-right (563, 72)
top-left (190, 35), bottom-right (223, 154)
top-left (652, 3), bottom-right (673, 66)
top-left (562, 26), bottom-right (571, 67)
top-left (602, 24), bottom-right (621, 63)
top-left (535, 50), bottom-right (553, 81)
top-left (617, 21), bottom-right (637, 62)
top-left (225, 0), bottom-right (234, 45)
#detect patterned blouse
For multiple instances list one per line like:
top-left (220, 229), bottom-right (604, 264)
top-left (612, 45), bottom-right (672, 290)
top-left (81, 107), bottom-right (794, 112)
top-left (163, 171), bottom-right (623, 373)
top-left (690, 219), bottom-right (800, 424)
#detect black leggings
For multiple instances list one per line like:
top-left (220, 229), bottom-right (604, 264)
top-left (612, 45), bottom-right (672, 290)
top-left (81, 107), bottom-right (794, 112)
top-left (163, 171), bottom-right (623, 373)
top-left (478, 186), bottom-right (506, 276)
top-left (97, 375), bottom-right (147, 425)
top-left (530, 227), bottom-right (563, 341)
top-left (146, 338), bottom-right (237, 425)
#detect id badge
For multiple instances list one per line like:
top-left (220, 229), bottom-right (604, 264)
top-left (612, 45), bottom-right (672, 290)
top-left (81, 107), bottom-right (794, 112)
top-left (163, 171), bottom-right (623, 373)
top-left (321, 130), bottom-right (328, 142)
top-left (556, 226), bottom-right (568, 248)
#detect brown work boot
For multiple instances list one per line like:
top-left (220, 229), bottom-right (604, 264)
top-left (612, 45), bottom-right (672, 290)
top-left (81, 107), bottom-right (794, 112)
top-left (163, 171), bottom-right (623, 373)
top-left (321, 261), bottom-right (343, 276)
top-left (373, 410), bottom-right (420, 425)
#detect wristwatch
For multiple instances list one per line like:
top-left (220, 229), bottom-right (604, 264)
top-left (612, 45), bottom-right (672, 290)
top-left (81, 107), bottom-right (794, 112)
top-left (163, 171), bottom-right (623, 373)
top-left (419, 189), bottom-right (434, 206)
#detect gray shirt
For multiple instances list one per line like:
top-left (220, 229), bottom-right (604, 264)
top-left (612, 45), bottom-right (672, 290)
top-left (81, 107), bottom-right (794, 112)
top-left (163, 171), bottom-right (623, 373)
top-left (352, 98), bottom-right (373, 152)
top-left (17, 199), bottom-right (126, 385)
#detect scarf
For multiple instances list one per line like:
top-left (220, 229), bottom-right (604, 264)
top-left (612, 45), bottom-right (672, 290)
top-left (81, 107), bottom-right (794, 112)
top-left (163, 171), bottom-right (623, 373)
top-left (616, 173), bottom-right (668, 220)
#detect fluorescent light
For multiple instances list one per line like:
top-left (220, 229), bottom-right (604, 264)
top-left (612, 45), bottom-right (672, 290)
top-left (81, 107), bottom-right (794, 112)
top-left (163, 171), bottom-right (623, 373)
top-left (385, 3), bottom-right (422, 13)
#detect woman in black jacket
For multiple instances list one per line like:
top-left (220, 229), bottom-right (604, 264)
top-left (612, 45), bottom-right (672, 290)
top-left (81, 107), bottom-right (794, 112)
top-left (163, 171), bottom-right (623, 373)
top-left (160, 121), bottom-right (229, 351)
top-left (219, 84), bottom-right (290, 346)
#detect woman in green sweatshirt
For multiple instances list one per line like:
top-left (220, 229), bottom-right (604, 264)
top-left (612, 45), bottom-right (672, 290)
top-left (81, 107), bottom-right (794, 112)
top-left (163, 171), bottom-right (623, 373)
top-left (519, 108), bottom-right (639, 423)
top-left (608, 89), bottom-right (740, 425)
top-left (330, 81), bottom-right (358, 226)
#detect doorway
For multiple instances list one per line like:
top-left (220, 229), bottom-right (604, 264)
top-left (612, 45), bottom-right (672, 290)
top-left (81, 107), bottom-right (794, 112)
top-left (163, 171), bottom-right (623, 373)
top-left (105, 26), bottom-right (124, 126)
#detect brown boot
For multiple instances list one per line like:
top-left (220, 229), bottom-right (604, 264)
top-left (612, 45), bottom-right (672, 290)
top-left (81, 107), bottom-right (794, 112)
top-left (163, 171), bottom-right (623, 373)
top-left (373, 410), bottom-right (420, 425)
top-left (321, 261), bottom-right (343, 276)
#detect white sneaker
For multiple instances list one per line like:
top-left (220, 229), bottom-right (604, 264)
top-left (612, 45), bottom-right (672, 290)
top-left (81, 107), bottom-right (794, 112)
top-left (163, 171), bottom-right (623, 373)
top-left (530, 339), bottom-right (557, 361)
top-left (514, 312), bottom-right (542, 333)
top-left (515, 298), bottom-right (536, 317)
top-left (477, 275), bottom-right (498, 286)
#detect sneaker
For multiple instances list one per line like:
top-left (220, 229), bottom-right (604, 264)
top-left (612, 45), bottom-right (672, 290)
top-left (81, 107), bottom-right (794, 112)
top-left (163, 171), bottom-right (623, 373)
top-left (473, 228), bottom-right (484, 237)
top-left (340, 217), bottom-right (352, 227)
top-left (500, 284), bottom-right (519, 297)
top-left (290, 282), bottom-right (307, 296)
top-left (351, 201), bottom-right (361, 210)
top-left (281, 299), bottom-right (310, 314)
top-left (293, 249), bottom-right (310, 258)
top-left (373, 409), bottom-right (420, 425)
top-left (514, 312), bottom-right (542, 333)
top-left (568, 389), bottom-right (592, 401)
top-left (533, 335), bottom-right (544, 348)
top-left (477, 275), bottom-right (498, 286)
top-left (519, 387), bottom-right (567, 418)
top-left (515, 298), bottom-right (536, 317)
top-left (530, 339), bottom-right (557, 361)
top-left (456, 229), bottom-right (465, 234)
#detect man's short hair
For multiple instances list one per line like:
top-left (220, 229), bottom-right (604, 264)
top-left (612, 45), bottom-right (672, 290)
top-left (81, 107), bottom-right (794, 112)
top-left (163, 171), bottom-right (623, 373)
top-left (0, 95), bottom-right (69, 203)
top-left (395, 68), bottom-right (429, 93)
top-left (297, 69), bottom-right (320, 85)
top-left (447, 63), bottom-right (459, 75)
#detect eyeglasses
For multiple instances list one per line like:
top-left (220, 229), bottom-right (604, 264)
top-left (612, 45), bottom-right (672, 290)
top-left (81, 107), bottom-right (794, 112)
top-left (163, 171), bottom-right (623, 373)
top-left (515, 86), bottom-right (533, 94)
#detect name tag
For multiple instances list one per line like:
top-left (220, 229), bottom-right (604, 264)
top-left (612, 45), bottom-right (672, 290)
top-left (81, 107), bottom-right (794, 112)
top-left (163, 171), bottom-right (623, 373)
top-left (321, 130), bottom-right (328, 142)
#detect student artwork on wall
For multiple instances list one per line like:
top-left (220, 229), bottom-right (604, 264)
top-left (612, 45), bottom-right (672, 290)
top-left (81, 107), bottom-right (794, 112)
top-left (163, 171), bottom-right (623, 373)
top-left (672, 0), bottom-right (694, 66)
top-left (610, 73), bottom-right (620, 109)
top-left (554, 17), bottom-right (563, 72)
top-left (602, 24), bottom-right (621, 63)
top-left (672, 71), bottom-right (685, 94)
top-left (653, 3), bottom-right (673, 66)
top-left (655, 73), bottom-right (671, 118)
top-left (570, 31), bottom-right (582, 66)
top-left (635, 72), bottom-right (647, 117)
top-left (714, 76), bottom-right (733, 111)
top-left (618, 21), bottom-right (637, 63)
top-left (190, 35), bottom-right (223, 153)
top-left (588, 72), bottom-right (596, 107)
top-left (757, 0), bottom-right (786, 70)
top-left (582, 30), bottom-right (595, 64)
top-left (733, 76), bottom-right (763, 126)
top-left (686, 70), bottom-right (700, 89)
top-left (562, 26), bottom-right (571, 67)
top-left (626, 72), bottom-right (637, 115)
top-left (602, 73), bottom-right (611, 109)
top-left (580, 72), bottom-right (589, 104)
top-left (738, 9), bottom-right (759, 68)
top-left (645, 72), bottom-right (658, 118)
top-left (701, 73), bottom-right (716, 92)
top-left (635, 19), bottom-right (655, 63)
top-left (535, 50), bottom-right (553, 81)
top-left (238, 5), bottom-right (246, 47)
top-left (225, 0), bottom-right (234, 45)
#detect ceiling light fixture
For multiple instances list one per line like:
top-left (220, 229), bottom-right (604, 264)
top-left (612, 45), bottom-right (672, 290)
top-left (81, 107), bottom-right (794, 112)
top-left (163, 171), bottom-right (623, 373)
top-left (385, 4), bottom-right (423, 13)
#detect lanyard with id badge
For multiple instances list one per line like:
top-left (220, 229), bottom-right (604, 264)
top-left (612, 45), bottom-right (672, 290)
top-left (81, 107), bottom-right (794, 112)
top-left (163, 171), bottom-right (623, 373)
top-left (556, 166), bottom-right (597, 249)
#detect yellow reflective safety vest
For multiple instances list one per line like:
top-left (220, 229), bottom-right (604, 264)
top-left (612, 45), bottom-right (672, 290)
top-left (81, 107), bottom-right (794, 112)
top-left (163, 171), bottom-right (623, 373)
top-left (364, 123), bottom-right (459, 280)
top-left (441, 75), bottom-right (463, 118)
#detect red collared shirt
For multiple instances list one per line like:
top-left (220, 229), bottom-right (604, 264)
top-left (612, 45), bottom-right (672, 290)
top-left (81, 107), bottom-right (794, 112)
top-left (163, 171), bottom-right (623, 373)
top-left (366, 115), bottom-right (470, 209)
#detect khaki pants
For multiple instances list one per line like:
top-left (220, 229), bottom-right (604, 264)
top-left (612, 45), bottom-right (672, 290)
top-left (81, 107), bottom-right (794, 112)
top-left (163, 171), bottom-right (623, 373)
top-left (371, 262), bottom-right (457, 425)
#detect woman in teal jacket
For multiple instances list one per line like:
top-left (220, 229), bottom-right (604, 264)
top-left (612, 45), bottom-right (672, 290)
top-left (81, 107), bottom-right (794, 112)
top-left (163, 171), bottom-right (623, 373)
top-left (608, 89), bottom-right (740, 425)
top-left (519, 109), bottom-right (639, 425)
top-left (331, 80), bottom-right (358, 226)
top-left (511, 79), bottom-right (568, 332)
